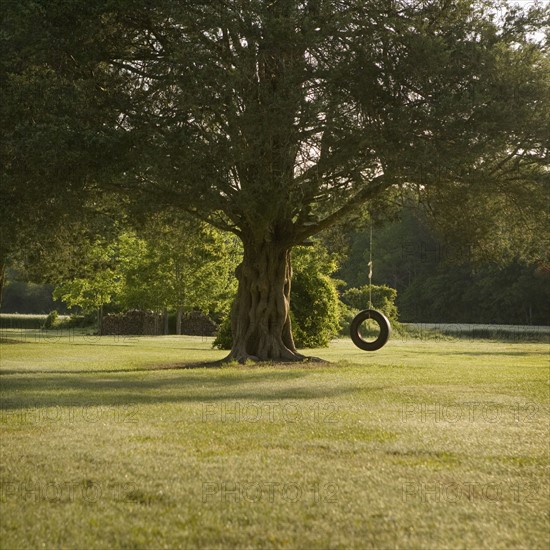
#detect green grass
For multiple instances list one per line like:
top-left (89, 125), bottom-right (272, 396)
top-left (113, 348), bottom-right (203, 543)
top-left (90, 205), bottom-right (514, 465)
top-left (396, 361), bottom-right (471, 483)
top-left (1, 329), bottom-right (549, 549)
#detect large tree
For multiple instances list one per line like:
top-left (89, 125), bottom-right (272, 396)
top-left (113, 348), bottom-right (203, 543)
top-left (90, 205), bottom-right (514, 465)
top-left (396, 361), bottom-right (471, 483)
top-left (3, 0), bottom-right (549, 361)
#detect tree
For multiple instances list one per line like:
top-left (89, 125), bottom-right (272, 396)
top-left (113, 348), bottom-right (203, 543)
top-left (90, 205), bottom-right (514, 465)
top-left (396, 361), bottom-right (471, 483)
top-left (0, 275), bottom-right (63, 315)
top-left (338, 204), bottom-right (438, 291)
top-left (4, 0), bottom-right (549, 361)
top-left (52, 238), bottom-right (125, 330)
top-left (52, 218), bottom-right (240, 331)
top-left (117, 215), bottom-right (240, 332)
top-left (339, 198), bottom-right (550, 324)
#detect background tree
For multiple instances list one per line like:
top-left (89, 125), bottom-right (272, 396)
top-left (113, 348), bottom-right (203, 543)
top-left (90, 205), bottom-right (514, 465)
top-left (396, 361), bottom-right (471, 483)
top-left (50, 214), bottom-right (240, 331)
top-left (0, 274), bottom-right (64, 314)
top-left (52, 238), bottom-right (124, 331)
top-left (3, 0), bottom-right (548, 361)
top-left (339, 197), bottom-right (550, 325)
top-left (118, 214), bottom-right (240, 333)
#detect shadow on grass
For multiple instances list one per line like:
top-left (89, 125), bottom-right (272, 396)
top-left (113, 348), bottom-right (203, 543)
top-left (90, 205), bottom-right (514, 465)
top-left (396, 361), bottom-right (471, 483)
top-left (0, 361), bottom-right (221, 376)
top-left (0, 338), bottom-right (29, 345)
top-left (0, 366), bottom-right (362, 411)
top-left (0, 358), bottom-right (334, 376)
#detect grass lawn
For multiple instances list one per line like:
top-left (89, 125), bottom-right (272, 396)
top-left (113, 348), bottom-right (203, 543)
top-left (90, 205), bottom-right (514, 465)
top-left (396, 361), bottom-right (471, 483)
top-left (0, 329), bottom-right (548, 549)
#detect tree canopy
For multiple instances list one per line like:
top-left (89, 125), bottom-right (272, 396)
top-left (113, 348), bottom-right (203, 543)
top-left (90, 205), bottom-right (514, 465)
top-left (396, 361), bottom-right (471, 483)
top-left (1, 0), bottom-right (548, 360)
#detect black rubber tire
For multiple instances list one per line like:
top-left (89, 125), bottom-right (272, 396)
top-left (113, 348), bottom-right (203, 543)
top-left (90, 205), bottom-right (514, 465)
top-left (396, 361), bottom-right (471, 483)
top-left (350, 309), bottom-right (391, 351)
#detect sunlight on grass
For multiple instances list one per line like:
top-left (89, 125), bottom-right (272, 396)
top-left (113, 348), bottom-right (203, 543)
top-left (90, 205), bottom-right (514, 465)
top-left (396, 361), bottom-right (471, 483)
top-left (0, 330), bottom-right (549, 549)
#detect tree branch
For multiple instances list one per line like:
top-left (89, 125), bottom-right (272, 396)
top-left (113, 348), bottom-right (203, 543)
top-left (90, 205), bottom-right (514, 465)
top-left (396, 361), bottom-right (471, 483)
top-left (294, 174), bottom-right (394, 242)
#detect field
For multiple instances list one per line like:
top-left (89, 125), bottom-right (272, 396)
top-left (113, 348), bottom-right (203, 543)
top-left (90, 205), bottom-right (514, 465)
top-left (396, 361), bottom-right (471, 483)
top-left (0, 328), bottom-right (549, 549)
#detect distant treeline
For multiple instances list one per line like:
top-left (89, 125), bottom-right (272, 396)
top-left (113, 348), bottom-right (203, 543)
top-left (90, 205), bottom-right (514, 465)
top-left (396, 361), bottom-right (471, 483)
top-left (0, 278), bottom-right (69, 315)
top-left (338, 207), bottom-right (549, 326)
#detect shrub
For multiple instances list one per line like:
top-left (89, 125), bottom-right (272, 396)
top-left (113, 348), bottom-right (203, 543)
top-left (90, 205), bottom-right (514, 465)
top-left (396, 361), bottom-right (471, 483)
top-left (337, 302), bottom-right (359, 337)
top-left (290, 271), bottom-right (340, 348)
top-left (56, 312), bottom-right (97, 329)
top-left (42, 310), bottom-right (59, 329)
top-left (213, 317), bottom-right (232, 350)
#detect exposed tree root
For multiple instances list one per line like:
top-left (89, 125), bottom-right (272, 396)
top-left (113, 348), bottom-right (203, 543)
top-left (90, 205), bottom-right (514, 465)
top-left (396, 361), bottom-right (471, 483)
top-left (221, 350), bottom-right (326, 365)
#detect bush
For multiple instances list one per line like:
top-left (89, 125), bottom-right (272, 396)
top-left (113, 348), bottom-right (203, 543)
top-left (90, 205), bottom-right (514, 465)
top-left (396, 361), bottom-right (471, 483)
top-left (341, 284), bottom-right (399, 323)
top-left (42, 310), bottom-right (59, 329)
top-left (337, 302), bottom-right (359, 337)
top-left (213, 317), bottom-right (232, 350)
top-left (56, 312), bottom-right (97, 329)
top-left (290, 271), bottom-right (340, 348)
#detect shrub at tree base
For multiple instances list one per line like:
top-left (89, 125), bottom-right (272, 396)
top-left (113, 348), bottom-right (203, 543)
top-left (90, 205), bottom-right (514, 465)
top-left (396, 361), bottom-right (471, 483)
top-left (290, 271), bottom-right (340, 348)
top-left (212, 318), bottom-right (233, 350)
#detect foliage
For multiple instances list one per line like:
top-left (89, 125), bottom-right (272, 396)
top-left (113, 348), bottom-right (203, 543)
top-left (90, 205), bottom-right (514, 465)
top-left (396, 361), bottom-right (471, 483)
top-left (117, 215), bottom-right (240, 317)
top-left (86, 0), bottom-right (548, 239)
top-left (42, 310), bottom-right (58, 329)
top-left (399, 262), bottom-right (550, 325)
top-left (0, 1), bottom-right (131, 281)
top-left (341, 285), bottom-right (399, 324)
top-left (338, 201), bottom-right (438, 291)
top-left (336, 302), bottom-right (360, 338)
top-left (55, 313), bottom-right (98, 330)
top-left (51, 216), bottom-right (240, 319)
top-left (0, 274), bottom-right (68, 314)
top-left (53, 239), bottom-right (124, 313)
top-left (212, 318), bottom-right (233, 350)
top-left (339, 199), bottom-right (550, 325)
top-left (290, 246), bottom-right (341, 348)
top-left (290, 271), bottom-right (340, 348)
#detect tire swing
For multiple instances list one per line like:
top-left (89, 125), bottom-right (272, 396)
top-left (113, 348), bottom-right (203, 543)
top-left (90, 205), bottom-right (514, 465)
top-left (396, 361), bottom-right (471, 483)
top-left (350, 309), bottom-right (391, 351)
top-left (350, 224), bottom-right (391, 351)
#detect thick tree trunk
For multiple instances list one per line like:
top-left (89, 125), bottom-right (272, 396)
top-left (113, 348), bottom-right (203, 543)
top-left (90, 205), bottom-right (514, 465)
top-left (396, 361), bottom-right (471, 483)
top-left (225, 239), bottom-right (305, 363)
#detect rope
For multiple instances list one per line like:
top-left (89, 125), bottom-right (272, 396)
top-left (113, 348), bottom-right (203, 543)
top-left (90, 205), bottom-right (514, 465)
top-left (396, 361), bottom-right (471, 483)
top-left (368, 222), bottom-right (373, 309)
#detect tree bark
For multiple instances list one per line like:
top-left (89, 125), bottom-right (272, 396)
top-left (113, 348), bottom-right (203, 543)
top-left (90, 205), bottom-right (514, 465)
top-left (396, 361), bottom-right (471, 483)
top-left (225, 239), bottom-right (305, 363)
